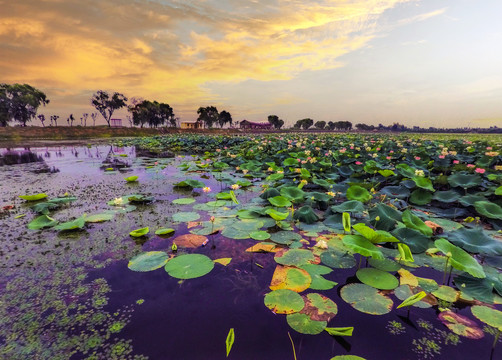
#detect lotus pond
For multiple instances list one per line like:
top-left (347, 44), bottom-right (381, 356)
top-left (1, 133), bottom-right (502, 360)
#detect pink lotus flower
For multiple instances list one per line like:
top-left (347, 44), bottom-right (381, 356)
top-left (297, 158), bottom-right (301, 162)
top-left (390, 150), bottom-right (394, 154)
top-left (487, 147), bottom-right (492, 150)
top-left (386, 156), bottom-right (391, 160)
top-left (415, 156), bottom-right (421, 160)
top-left (439, 155), bottom-right (445, 159)
top-left (453, 160), bottom-right (459, 164)
top-left (467, 164), bottom-right (475, 168)
top-left (355, 161), bottom-right (362, 165)
top-left (475, 168), bottom-right (486, 174)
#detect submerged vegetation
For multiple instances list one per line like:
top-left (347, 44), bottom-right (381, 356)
top-left (1, 132), bottom-right (502, 359)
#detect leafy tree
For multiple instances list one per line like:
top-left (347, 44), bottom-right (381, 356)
top-left (268, 115), bottom-right (284, 129)
top-left (50, 115), bottom-right (59, 127)
top-left (67, 114), bottom-right (75, 126)
top-left (218, 110), bottom-right (232, 128)
top-left (129, 100), bottom-right (176, 128)
top-left (315, 121), bottom-right (326, 129)
top-left (0, 83), bottom-right (49, 126)
top-left (294, 118), bottom-right (314, 130)
top-left (355, 123), bottom-right (375, 131)
top-left (326, 121), bottom-right (336, 130)
top-left (37, 114), bottom-right (46, 127)
top-left (91, 90), bottom-right (128, 127)
top-left (197, 106), bottom-right (219, 128)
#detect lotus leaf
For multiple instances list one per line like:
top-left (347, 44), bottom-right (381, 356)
top-left (30, 201), bottom-right (61, 215)
top-left (268, 196), bottom-right (292, 208)
top-left (438, 311), bottom-right (484, 339)
top-left (226, 328), bottom-right (234, 357)
top-left (325, 327), bottom-right (354, 337)
top-left (356, 268), bottom-right (399, 290)
top-left (416, 277), bottom-right (439, 292)
top-left (448, 172), bottom-right (482, 189)
top-left (474, 201), bottom-right (502, 220)
top-left (172, 197), bottom-right (196, 205)
top-left (85, 213), bottom-right (114, 223)
top-left (394, 285), bottom-right (433, 308)
top-left (173, 179), bottom-right (205, 188)
top-left (124, 175), bottom-right (138, 182)
top-left (320, 250), bottom-right (356, 269)
top-left (412, 176), bottom-right (435, 192)
top-left (409, 189), bottom-right (433, 205)
top-left (342, 235), bottom-right (384, 260)
top-left (293, 206), bottom-right (318, 224)
top-left (471, 305), bottom-right (502, 331)
top-left (250, 230), bottom-right (270, 241)
top-left (301, 293), bottom-right (338, 322)
top-left (19, 193), bottom-right (48, 201)
top-left (312, 178), bottom-right (331, 189)
top-left (173, 234), bottom-right (208, 248)
top-left (221, 226), bottom-right (251, 240)
top-left (264, 289), bottom-right (305, 314)
top-left (300, 264), bottom-right (337, 290)
top-left (286, 313), bottom-right (327, 335)
top-left (433, 190), bottom-right (461, 203)
top-left (54, 216), bottom-right (86, 231)
top-left (172, 212), bottom-right (201, 222)
top-left (353, 223), bottom-right (399, 244)
top-left (164, 254), bottom-right (214, 279)
top-left (27, 215), bottom-right (58, 230)
top-left (155, 228), bottom-right (175, 236)
top-left (448, 227), bottom-right (502, 256)
top-left (128, 251), bottom-right (169, 272)
top-left (454, 274), bottom-right (497, 304)
top-left (368, 258), bottom-right (401, 272)
top-left (346, 185), bottom-right (372, 203)
top-left (130, 227), bottom-right (149, 237)
top-left (459, 194), bottom-right (486, 206)
top-left (380, 186), bottom-right (410, 199)
top-left (342, 212), bottom-right (351, 233)
top-left (396, 291), bottom-right (427, 309)
top-left (397, 243), bottom-right (414, 262)
top-left (266, 173), bottom-right (284, 181)
top-left (331, 200), bottom-right (365, 213)
top-left (280, 187), bottom-right (305, 202)
top-left (260, 188), bottom-right (281, 199)
top-left (398, 268), bottom-right (418, 287)
top-left (392, 228), bottom-right (432, 253)
top-left (265, 208), bottom-right (290, 221)
top-left (214, 258), bottom-right (232, 266)
top-left (330, 356), bottom-right (366, 360)
top-left (270, 231), bottom-right (302, 245)
top-left (283, 158), bottom-right (298, 166)
top-left (275, 249), bottom-right (315, 266)
top-left (245, 242), bottom-right (279, 253)
top-left (269, 265), bottom-right (312, 292)
top-left (402, 210), bottom-right (433, 237)
top-left (369, 204), bottom-right (402, 231)
top-left (236, 179), bottom-right (252, 187)
top-left (434, 238), bottom-right (485, 278)
top-left (340, 283), bottom-right (393, 315)
top-left (496, 186), bottom-right (502, 196)
top-left (432, 285), bottom-right (459, 303)
top-left (47, 196), bottom-right (77, 204)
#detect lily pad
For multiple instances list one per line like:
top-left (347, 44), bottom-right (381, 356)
top-left (270, 231), bottom-right (302, 245)
top-left (392, 228), bottom-right (432, 253)
top-left (275, 249), bottom-right (315, 266)
top-left (325, 327), bottom-right (354, 337)
top-left (54, 216), bottom-right (86, 231)
top-left (268, 196), bottom-right (292, 208)
top-left (124, 175), bottom-right (139, 182)
top-left (433, 190), bottom-right (461, 203)
top-left (286, 313), bottom-right (327, 335)
top-left (173, 179), bottom-right (205, 188)
top-left (368, 258), bottom-right (401, 272)
top-left (27, 215), bottom-right (58, 230)
top-left (264, 289), bottom-right (305, 314)
top-left (369, 204), bottom-right (402, 231)
top-left (474, 201), bottom-right (502, 220)
top-left (130, 227), bottom-right (149, 237)
top-left (164, 254), bottom-right (214, 279)
top-left (301, 293), bottom-right (338, 322)
top-left (172, 198), bottom-right (196, 205)
top-left (265, 208), bottom-right (290, 221)
top-left (356, 268), bottom-right (399, 290)
top-left (300, 264), bottom-right (337, 290)
top-left (173, 234), bottom-right (208, 248)
top-left (412, 176), bottom-right (435, 192)
top-left (269, 265), bottom-right (312, 292)
top-left (380, 186), bottom-right (410, 200)
top-left (340, 283), bottom-right (393, 315)
top-left (438, 311), bottom-right (484, 339)
top-left (320, 250), bottom-right (356, 269)
top-left (172, 212), bottom-right (201, 222)
top-left (331, 200), bottom-right (365, 213)
top-left (293, 206), bottom-right (318, 224)
top-left (346, 185), bottom-right (372, 203)
top-left (19, 193), bottom-right (48, 201)
top-left (432, 285), bottom-right (459, 303)
top-left (409, 189), bottom-right (433, 205)
top-left (155, 228), bottom-right (175, 236)
top-left (128, 251), bottom-right (169, 272)
top-left (85, 213), bottom-right (114, 223)
top-left (250, 230), bottom-right (270, 241)
top-left (280, 187), bottom-right (305, 203)
top-left (471, 305), bottom-right (502, 331)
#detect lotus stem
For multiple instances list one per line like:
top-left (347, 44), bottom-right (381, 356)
top-left (288, 332), bottom-right (297, 360)
top-left (493, 329), bottom-right (500, 349)
top-left (407, 306), bottom-right (410, 319)
top-left (442, 256), bottom-right (450, 285)
top-left (358, 255), bottom-right (363, 270)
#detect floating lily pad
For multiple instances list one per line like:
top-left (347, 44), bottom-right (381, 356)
top-left (459, 194), bottom-right (486, 207)
top-left (346, 185), bottom-right (372, 203)
top-left (340, 283), bottom-right (393, 315)
top-left (172, 197), bottom-right (196, 205)
top-left (124, 175), bottom-right (138, 182)
top-left (474, 201), bottom-right (502, 220)
top-left (471, 305), bottom-right (502, 331)
top-left (27, 214), bottom-right (58, 230)
top-left (164, 254), bottom-right (214, 279)
top-left (454, 274), bottom-right (496, 304)
top-left (155, 228), bottom-right (175, 236)
top-left (130, 227), bottom-right (149, 237)
top-left (275, 249), bottom-right (315, 266)
top-left (173, 179), bottom-right (205, 188)
top-left (433, 190), bottom-right (461, 203)
top-left (54, 216), bottom-right (86, 231)
top-left (368, 258), bottom-right (401, 272)
top-left (245, 242), bottom-right (279, 253)
top-left (432, 285), bottom-right (459, 303)
top-left (270, 231), bottom-right (302, 245)
top-left (85, 213), bottom-right (114, 223)
top-left (128, 251), bottom-right (169, 272)
top-left (214, 258), bottom-right (232, 266)
top-left (434, 238), bottom-right (485, 278)
top-left (438, 311), bottom-right (484, 339)
top-left (320, 250), bottom-right (356, 269)
top-left (19, 193), bottom-right (48, 201)
top-left (250, 230), bottom-right (270, 241)
top-left (173, 234), bottom-right (207, 248)
top-left (300, 264), bottom-right (337, 290)
top-left (342, 235), bottom-right (384, 259)
top-left (301, 293), bottom-right (338, 322)
top-left (172, 212), bottom-right (201, 222)
top-left (264, 289), bottom-right (305, 314)
top-left (356, 268), bottom-right (399, 290)
top-left (269, 265), bottom-right (312, 292)
top-left (286, 313), bottom-right (327, 335)
top-left (325, 327), bottom-right (354, 337)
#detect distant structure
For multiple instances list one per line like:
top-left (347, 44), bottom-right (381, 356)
top-left (239, 120), bottom-right (272, 130)
top-left (110, 118), bottom-right (122, 127)
top-left (181, 121), bottom-right (204, 129)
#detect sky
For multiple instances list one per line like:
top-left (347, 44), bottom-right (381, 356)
top-left (1, 0), bottom-right (501, 128)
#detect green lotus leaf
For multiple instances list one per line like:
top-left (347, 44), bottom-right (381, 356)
top-left (454, 274), bottom-right (497, 304)
top-left (330, 356), bottom-right (366, 360)
top-left (356, 268), bottom-right (399, 290)
top-left (164, 254), bottom-right (214, 279)
top-left (459, 194), bottom-right (486, 207)
top-left (367, 258), bottom-right (401, 272)
top-left (300, 264), bottom-right (337, 290)
top-left (30, 202), bottom-right (60, 215)
top-left (397, 243), bottom-right (414, 262)
top-left (270, 265), bottom-right (312, 292)
top-left (268, 196), bottom-right (292, 208)
top-left (496, 186), bottom-right (502, 196)
top-left (432, 285), bottom-right (459, 303)
top-left (155, 228), bottom-right (175, 236)
top-left (412, 176), bottom-right (435, 192)
top-left (331, 200), bottom-right (365, 213)
top-left (236, 179), bottom-right (252, 187)
top-left (301, 293), bottom-right (338, 322)
top-left (432, 190), bottom-right (461, 203)
top-left (265, 208), bottom-right (290, 221)
top-left (394, 285), bottom-right (431, 308)
top-left (124, 175), bottom-right (139, 182)
top-left (260, 188), bottom-right (281, 199)
top-left (266, 173), bottom-right (284, 182)
top-left (172, 212), bottom-right (201, 222)
top-left (27, 214), bottom-right (58, 230)
top-left (172, 197), bottom-right (196, 205)
top-left (416, 277), bottom-right (439, 292)
top-left (353, 223), bottom-right (399, 244)
top-left (474, 201), bottom-right (502, 220)
top-left (173, 179), bottom-right (205, 188)
top-left (283, 158), bottom-right (299, 166)
top-left (47, 196), bottom-right (77, 204)
top-left (378, 169), bottom-right (396, 177)
top-left (438, 311), bottom-right (484, 339)
top-left (130, 227), bottom-right (149, 237)
top-left (250, 230), bottom-right (270, 241)
top-left (342, 235), bottom-right (384, 259)
top-left (270, 231), bottom-right (302, 245)
top-left (275, 249), bottom-right (315, 266)
top-left (396, 291), bottom-right (427, 309)
top-left (434, 238), bottom-right (485, 278)
top-left (312, 178), bottom-right (332, 189)
top-left (280, 187), bottom-right (305, 203)
top-left (236, 209), bottom-right (261, 219)
top-left (320, 250), bottom-right (356, 269)
top-left (125, 194), bottom-right (154, 203)
top-left (19, 193), bottom-right (48, 201)
top-left (471, 305), bottom-right (502, 331)
top-left (448, 227), bottom-right (502, 256)
top-left (402, 210), bottom-right (433, 236)
top-left (380, 186), bottom-right (410, 199)
top-left (340, 283), bottom-right (393, 315)
top-left (221, 226), bottom-right (251, 240)
top-left (409, 189), bottom-right (433, 205)
top-left (293, 206), bottom-right (318, 224)
top-left (325, 327), bottom-right (354, 337)
top-left (85, 213), bottom-right (114, 223)
top-left (54, 216), bottom-right (86, 231)
top-left (369, 204), bottom-right (402, 231)
top-left (448, 172), bottom-right (482, 189)
top-left (342, 212), bottom-right (351, 233)
top-left (346, 185), bottom-right (372, 203)
top-left (264, 289), bottom-right (305, 314)
top-left (128, 251), bottom-right (169, 272)
top-left (392, 228), bottom-right (432, 253)
top-left (286, 313), bottom-right (327, 335)
top-left (216, 192), bottom-right (232, 200)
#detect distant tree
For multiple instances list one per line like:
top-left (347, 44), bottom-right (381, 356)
top-left (37, 114), bottom-right (46, 127)
top-left (294, 118), bottom-right (314, 130)
top-left (91, 90), bottom-right (128, 127)
top-left (0, 83), bottom-right (49, 126)
top-left (315, 121), bottom-right (326, 129)
top-left (82, 113), bottom-right (88, 126)
top-left (197, 106), bottom-right (219, 128)
top-left (91, 113), bottom-right (98, 126)
top-left (67, 114), bottom-right (75, 126)
top-left (268, 115), bottom-right (285, 129)
top-left (129, 100), bottom-right (176, 128)
top-left (218, 110), bottom-right (232, 128)
top-left (355, 123), bottom-right (375, 131)
top-left (50, 115), bottom-right (59, 127)
top-left (326, 121), bottom-right (336, 130)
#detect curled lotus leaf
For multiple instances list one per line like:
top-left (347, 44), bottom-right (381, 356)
top-left (155, 228), bottom-right (175, 236)
top-left (330, 356), bottom-right (366, 360)
top-left (434, 238), bottom-right (485, 279)
top-left (356, 268), bottom-right (399, 290)
top-left (293, 206), bottom-right (318, 224)
top-left (331, 200), bottom-right (365, 214)
top-left (124, 175), bottom-right (138, 182)
top-left (392, 228), bottom-right (432, 254)
top-left (342, 235), bottom-right (384, 260)
top-left (438, 311), bottom-right (484, 339)
top-left (19, 193), bottom-right (48, 201)
top-left (447, 227), bottom-right (502, 256)
top-left (129, 227), bottom-right (149, 237)
top-left (275, 249), bottom-right (315, 266)
top-left (402, 210), bottom-right (433, 237)
top-left (264, 289), bottom-right (305, 314)
top-left (394, 285), bottom-right (434, 308)
top-left (268, 196), bottom-right (292, 208)
top-left (325, 327), bottom-right (354, 337)
top-left (164, 254), bottom-right (214, 279)
top-left (280, 186), bottom-right (305, 202)
top-left (173, 234), bottom-right (208, 248)
top-left (286, 313), bottom-right (327, 335)
top-left (471, 305), bottom-right (502, 331)
top-left (369, 204), bottom-right (402, 231)
top-left (128, 251), bottom-right (169, 272)
top-left (27, 214), bottom-right (58, 230)
top-left (300, 293), bottom-right (338, 322)
top-left (474, 201), bottom-right (502, 220)
top-left (54, 216), bottom-right (86, 231)
top-left (346, 185), bottom-right (372, 203)
top-left (412, 176), bottom-right (435, 192)
top-left (269, 265), bottom-right (312, 292)
top-left (265, 208), bottom-right (290, 221)
top-left (340, 283), bottom-right (393, 315)
top-left (353, 223), bottom-right (399, 244)
top-left (260, 188), bottom-right (281, 200)
top-left (396, 291), bottom-right (427, 309)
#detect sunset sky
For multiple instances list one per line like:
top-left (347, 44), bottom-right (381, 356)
top-left (1, 0), bottom-right (501, 127)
